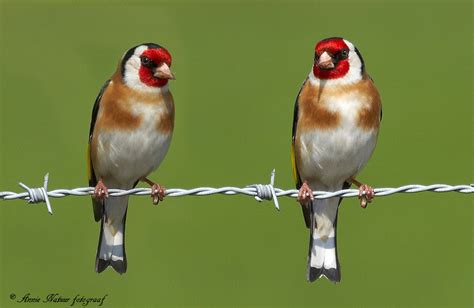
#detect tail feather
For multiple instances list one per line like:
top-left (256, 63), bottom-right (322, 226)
top-left (95, 258), bottom-right (109, 273)
top-left (307, 197), bottom-right (341, 283)
top-left (308, 266), bottom-right (323, 282)
top-left (95, 196), bottom-right (128, 274)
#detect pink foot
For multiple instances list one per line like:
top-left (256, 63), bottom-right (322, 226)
top-left (151, 183), bottom-right (166, 205)
top-left (297, 182), bottom-right (314, 206)
top-left (358, 184), bottom-right (374, 208)
top-left (94, 180), bottom-right (109, 201)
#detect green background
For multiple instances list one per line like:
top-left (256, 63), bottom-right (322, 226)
top-left (0, 0), bottom-right (472, 307)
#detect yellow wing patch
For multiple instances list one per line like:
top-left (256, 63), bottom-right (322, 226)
top-left (86, 143), bottom-right (92, 182)
top-left (291, 143), bottom-right (299, 186)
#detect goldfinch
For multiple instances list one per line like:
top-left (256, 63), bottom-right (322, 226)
top-left (291, 37), bottom-right (382, 282)
top-left (87, 43), bottom-right (176, 274)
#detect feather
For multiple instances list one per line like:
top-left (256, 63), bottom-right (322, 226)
top-left (88, 79), bottom-right (111, 221)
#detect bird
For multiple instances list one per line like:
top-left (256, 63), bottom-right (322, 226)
top-left (87, 43), bottom-right (176, 274)
top-left (291, 37), bottom-right (382, 282)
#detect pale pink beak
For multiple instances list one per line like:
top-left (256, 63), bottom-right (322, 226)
top-left (153, 63), bottom-right (175, 80)
top-left (317, 51), bottom-right (335, 70)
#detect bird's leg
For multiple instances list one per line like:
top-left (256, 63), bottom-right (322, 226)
top-left (141, 178), bottom-right (166, 205)
top-left (94, 178), bottom-right (109, 201)
top-left (349, 177), bottom-right (374, 209)
top-left (297, 181), bottom-right (314, 207)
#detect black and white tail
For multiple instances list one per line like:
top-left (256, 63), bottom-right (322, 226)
top-left (96, 196), bottom-right (128, 274)
top-left (307, 197), bottom-right (341, 283)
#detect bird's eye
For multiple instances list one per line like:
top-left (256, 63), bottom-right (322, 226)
top-left (141, 56), bottom-right (152, 67)
top-left (314, 53), bottom-right (319, 61)
top-left (340, 49), bottom-right (349, 59)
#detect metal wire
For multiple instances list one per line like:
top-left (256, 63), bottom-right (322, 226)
top-left (0, 171), bottom-right (472, 215)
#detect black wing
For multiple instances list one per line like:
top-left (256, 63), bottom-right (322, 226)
top-left (291, 78), bottom-right (308, 189)
top-left (291, 78), bottom-right (311, 228)
top-left (88, 79), bottom-right (111, 221)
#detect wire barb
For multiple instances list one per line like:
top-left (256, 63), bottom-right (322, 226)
top-left (248, 169), bottom-right (280, 210)
top-left (18, 173), bottom-right (53, 215)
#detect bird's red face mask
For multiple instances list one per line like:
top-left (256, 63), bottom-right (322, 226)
top-left (313, 39), bottom-right (350, 80)
top-left (139, 48), bottom-right (175, 87)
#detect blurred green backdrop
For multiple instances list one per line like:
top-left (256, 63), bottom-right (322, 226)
top-left (0, 0), bottom-right (472, 307)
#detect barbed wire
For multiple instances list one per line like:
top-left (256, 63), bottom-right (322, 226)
top-left (0, 171), bottom-right (472, 215)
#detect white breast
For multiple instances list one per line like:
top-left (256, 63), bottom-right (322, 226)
top-left (96, 102), bottom-right (172, 187)
top-left (298, 94), bottom-right (378, 188)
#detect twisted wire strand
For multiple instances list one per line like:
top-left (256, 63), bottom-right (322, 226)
top-left (0, 171), bottom-right (472, 215)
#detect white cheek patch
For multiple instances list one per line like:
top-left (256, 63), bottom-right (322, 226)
top-left (122, 45), bottom-right (165, 94)
top-left (344, 39), bottom-right (364, 81)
